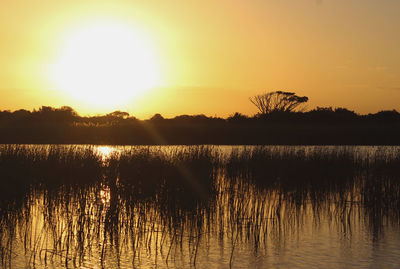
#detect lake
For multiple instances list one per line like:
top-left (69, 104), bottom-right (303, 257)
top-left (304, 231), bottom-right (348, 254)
top-left (0, 145), bottom-right (400, 268)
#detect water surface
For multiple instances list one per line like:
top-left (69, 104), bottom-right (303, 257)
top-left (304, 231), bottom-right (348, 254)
top-left (0, 145), bottom-right (399, 268)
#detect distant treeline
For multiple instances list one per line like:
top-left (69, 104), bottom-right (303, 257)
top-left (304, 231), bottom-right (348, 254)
top-left (1, 105), bottom-right (400, 144)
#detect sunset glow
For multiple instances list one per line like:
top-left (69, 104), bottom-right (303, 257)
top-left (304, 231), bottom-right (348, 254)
top-left (50, 21), bottom-right (160, 108)
top-left (1, 1), bottom-right (400, 267)
top-left (0, 0), bottom-right (399, 118)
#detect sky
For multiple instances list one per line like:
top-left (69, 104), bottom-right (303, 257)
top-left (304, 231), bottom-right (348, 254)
top-left (0, 0), bottom-right (399, 118)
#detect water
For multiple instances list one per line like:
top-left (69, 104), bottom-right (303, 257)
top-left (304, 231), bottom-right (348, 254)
top-left (1, 145), bottom-right (400, 268)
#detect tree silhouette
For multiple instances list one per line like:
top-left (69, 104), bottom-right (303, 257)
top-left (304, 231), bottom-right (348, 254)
top-left (250, 91), bottom-right (308, 115)
top-left (150, 113), bottom-right (164, 121)
top-left (107, 111), bottom-right (130, 119)
top-left (227, 112), bottom-right (249, 123)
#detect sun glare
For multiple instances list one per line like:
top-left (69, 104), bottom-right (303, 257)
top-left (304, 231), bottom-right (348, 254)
top-left (50, 21), bottom-right (161, 108)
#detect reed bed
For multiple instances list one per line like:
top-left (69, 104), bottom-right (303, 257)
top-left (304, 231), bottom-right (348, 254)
top-left (0, 145), bottom-right (399, 268)
top-left (224, 146), bottom-right (400, 247)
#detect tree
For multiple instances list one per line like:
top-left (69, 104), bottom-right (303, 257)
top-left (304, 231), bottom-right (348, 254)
top-left (150, 113), bottom-right (164, 121)
top-left (107, 111), bottom-right (130, 119)
top-left (34, 106), bottom-right (78, 123)
top-left (227, 112), bottom-right (249, 123)
top-left (250, 91), bottom-right (308, 115)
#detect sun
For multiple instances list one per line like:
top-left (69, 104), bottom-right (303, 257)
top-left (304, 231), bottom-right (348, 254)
top-left (50, 20), bottom-right (161, 108)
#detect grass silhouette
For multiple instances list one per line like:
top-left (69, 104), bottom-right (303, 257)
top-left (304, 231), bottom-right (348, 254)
top-left (0, 145), bottom-right (399, 267)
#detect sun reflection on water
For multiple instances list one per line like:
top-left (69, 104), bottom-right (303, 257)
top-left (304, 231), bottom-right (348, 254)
top-left (99, 184), bottom-right (111, 206)
top-left (95, 146), bottom-right (118, 163)
top-left (3, 145), bottom-right (400, 269)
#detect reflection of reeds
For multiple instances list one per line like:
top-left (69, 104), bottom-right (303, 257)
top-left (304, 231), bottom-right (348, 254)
top-left (225, 146), bottom-right (400, 245)
top-left (0, 145), bottom-right (400, 268)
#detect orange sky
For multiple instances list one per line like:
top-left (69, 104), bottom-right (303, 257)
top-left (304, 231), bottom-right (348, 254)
top-left (0, 0), bottom-right (399, 118)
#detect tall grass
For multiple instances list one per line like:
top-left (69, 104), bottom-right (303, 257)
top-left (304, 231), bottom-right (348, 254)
top-left (224, 146), bottom-right (400, 246)
top-left (0, 145), bottom-right (400, 268)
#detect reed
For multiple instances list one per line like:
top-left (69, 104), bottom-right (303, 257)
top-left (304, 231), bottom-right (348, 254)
top-left (0, 145), bottom-right (400, 268)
